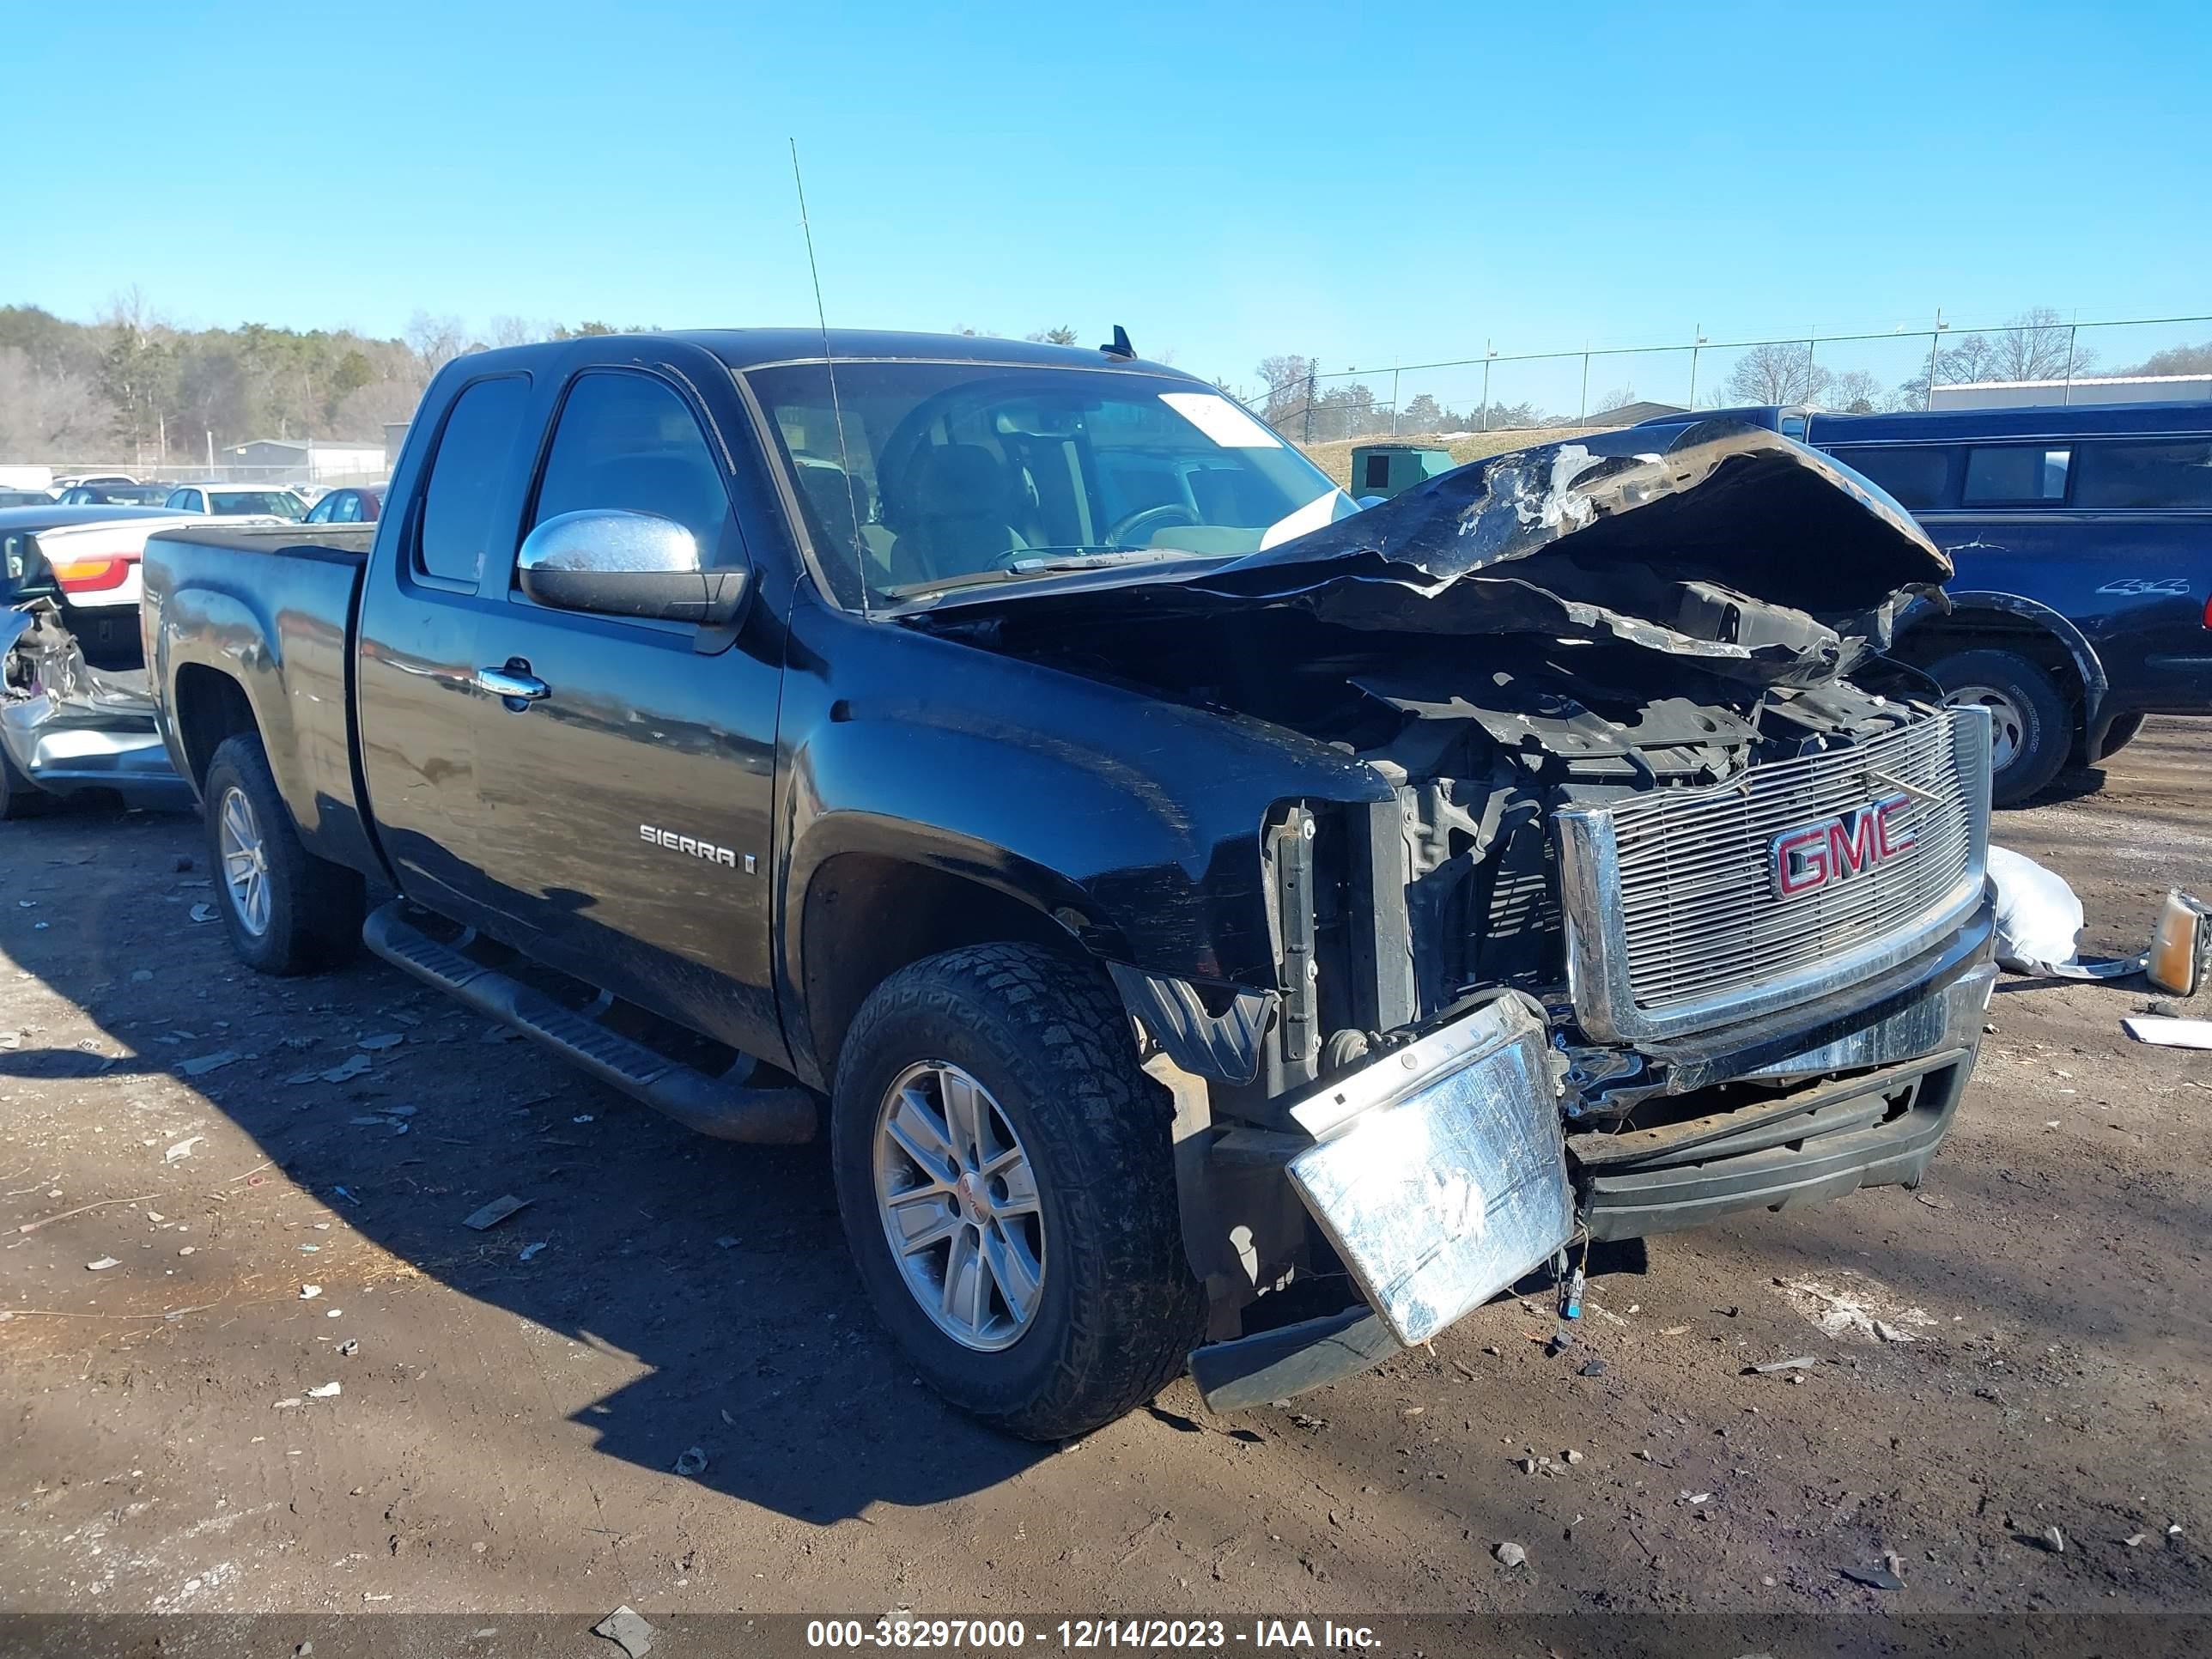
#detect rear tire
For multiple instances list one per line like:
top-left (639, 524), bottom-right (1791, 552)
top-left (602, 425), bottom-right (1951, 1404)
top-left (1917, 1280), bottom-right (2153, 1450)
top-left (1925, 647), bottom-right (2071, 806)
top-left (203, 732), bottom-right (365, 974)
top-left (830, 943), bottom-right (1202, 1440)
top-left (0, 744), bottom-right (53, 820)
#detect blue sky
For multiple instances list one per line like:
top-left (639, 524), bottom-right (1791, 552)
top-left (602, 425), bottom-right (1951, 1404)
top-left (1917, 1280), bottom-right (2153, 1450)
top-left (11, 0), bottom-right (2209, 408)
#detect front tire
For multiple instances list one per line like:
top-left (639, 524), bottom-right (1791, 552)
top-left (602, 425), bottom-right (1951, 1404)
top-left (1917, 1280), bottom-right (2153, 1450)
top-left (1925, 647), bottom-right (2072, 806)
top-left (203, 732), bottom-right (365, 974)
top-left (830, 943), bottom-right (1201, 1440)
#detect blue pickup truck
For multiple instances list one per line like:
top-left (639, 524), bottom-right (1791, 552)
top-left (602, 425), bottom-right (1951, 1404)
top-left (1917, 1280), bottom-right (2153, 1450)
top-left (1640, 401), bottom-right (2212, 804)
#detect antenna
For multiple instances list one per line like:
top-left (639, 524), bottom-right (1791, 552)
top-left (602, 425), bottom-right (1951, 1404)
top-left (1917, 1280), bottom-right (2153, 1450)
top-left (790, 138), bottom-right (871, 618)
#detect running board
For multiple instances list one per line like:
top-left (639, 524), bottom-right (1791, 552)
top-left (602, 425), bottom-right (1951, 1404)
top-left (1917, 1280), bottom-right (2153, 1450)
top-left (362, 902), bottom-right (816, 1144)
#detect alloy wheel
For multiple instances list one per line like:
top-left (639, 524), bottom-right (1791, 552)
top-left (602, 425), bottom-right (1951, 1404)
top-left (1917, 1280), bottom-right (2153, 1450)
top-left (872, 1060), bottom-right (1046, 1352)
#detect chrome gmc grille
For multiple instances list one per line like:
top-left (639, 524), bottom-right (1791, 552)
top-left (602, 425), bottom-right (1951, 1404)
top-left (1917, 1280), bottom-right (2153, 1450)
top-left (1554, 706), bottom-right (1991, 1043)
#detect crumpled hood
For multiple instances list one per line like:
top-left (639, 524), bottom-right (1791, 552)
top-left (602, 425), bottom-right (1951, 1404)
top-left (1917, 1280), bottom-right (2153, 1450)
top-left (924, 421), bottom-right (1953, 689)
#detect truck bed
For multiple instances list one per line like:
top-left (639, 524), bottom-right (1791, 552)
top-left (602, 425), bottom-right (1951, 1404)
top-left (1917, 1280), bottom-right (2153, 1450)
top-left (142, 520), bottom-right (378, 872)
top-left (142, 521), bottom-right (375, 562)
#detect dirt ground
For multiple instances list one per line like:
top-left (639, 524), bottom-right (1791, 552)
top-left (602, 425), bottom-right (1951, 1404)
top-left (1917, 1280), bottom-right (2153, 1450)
top-left (2, 720), bottom-right (2208, 1638)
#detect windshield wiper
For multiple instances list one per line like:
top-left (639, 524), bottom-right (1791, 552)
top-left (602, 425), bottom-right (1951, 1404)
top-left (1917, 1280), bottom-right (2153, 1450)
top-left (1002, 548), bottom-right (1199, 574)
top-left (881, 547), bottom-right (1207, 601)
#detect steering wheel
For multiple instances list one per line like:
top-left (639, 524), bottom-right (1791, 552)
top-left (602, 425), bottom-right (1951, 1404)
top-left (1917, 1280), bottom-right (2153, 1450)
top-left (1107, 503), bottom-right (1200, 548)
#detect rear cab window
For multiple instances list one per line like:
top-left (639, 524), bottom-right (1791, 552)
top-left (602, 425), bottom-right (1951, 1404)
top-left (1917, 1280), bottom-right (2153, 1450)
top-left (1829, 445), bottom-right (1956, 511)
top-left (2073, 439), bottom-right (2212, 509)
top-left (415, 376), bottom-right (532, 589)
top-left (1962, 445), bottom-right (2070, 506)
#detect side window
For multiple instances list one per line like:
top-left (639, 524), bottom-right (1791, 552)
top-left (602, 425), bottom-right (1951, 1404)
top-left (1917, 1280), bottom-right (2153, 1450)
top-left (305, 494), bottom-right (332, 523)
top-left (1962, 445), bottom-right (2070, 506)
top-left (416, 376), bottom-right (532, 586)
top-left (332, 492), bottom-right (362, 523)
top-left (1832, 445), bottom-right (1954, 511)
top-left (526, 371), bottom-right (730, 560)
top-left (2073, 439), bottom-right (2212, 509)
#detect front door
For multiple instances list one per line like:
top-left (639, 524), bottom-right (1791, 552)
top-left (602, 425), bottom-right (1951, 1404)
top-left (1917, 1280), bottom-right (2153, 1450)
top-left (465, 354), bottom-right (786, 1066)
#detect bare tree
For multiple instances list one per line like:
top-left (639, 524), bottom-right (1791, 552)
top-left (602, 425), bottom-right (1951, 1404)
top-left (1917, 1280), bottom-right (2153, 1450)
top-left (2118, 338), bottom-right (2212, 377)
top-left (1983, 307), bottom-right (2094, 382)
top-left (332, 378), bottom-right (425, 436)
top-left (1255, 354), bottom-right (1315, 430)
top-left (1587, 384), bottom-right (1638, 416)
top-left (0, 346), bottom-right (105, 453)
top-left (1722, 342), bottom-right (1832, 406)
top-left (405, 311), bottom-right (471, 372)
top-left (1820, 369), bottom-right (1885, 413)
top-left (487, 315), bottom-right (545, 349)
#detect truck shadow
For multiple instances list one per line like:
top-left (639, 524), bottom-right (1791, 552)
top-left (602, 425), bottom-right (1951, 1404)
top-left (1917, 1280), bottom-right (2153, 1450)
top-left (2, 807), bottom-right (1045, 1526)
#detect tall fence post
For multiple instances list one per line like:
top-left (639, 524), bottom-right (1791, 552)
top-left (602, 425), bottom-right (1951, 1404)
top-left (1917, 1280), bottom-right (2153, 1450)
top-left (2064, 323), bottom-right (2079, 404)
top-left (1804, 337), bottom-right (1817, 404)
top-left (1303, 362), bottom-right (1316, 446)
top-left (1390, 365), bottom-right (1401, 436)
top-left (1480, 351), bottom-right (1492, 431)
top-left (1577, 350), bottom-right (1589, 423)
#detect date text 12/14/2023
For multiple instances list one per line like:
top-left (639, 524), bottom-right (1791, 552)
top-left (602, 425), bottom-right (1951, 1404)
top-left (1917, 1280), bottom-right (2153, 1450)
top-left (805, 1619), bottom-right (1382, 1650)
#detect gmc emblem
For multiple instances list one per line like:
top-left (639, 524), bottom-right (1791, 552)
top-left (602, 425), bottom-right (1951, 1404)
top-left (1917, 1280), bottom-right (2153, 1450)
top-left (1769, 793), bottom-right (1917, 900)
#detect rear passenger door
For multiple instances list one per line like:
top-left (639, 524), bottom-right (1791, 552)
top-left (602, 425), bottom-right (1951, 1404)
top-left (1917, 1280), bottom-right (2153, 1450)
top-left (356, 371), bottom-right (537, 927)
top-left (465, 349), bottom-right (787, 1065)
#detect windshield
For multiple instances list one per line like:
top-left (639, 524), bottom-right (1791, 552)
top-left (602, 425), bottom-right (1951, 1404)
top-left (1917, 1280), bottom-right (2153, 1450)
top-left (744, 361), bottom-right (1355, 608)
top-left (210, 490), bottom-right (306, 520)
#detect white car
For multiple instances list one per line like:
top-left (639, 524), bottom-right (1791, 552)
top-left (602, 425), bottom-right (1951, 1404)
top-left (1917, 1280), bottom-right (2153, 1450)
top-left (162, 483), bottom-right (308, 520)
top-left (17, 512), bottom-right (203, 613)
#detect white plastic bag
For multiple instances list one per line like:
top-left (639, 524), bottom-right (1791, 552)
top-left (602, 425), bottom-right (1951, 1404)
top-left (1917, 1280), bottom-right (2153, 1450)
top-left (1988, 845), bottom-right (2084, 974)
top-left (1987, 844), bottom-right (2138, 979)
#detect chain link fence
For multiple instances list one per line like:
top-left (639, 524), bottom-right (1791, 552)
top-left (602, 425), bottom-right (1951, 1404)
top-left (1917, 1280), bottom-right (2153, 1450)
top-left (1248, 312), bottom-right (2212, 453)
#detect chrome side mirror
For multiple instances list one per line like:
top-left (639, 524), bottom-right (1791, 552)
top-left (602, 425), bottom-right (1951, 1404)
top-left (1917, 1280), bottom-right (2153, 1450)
top-left (517, 508), bottom-right (750, 627)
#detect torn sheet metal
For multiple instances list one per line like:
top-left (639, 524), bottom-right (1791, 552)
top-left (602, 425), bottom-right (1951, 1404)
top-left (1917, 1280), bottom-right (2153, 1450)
top-left (923, 422), bottom-right (1953, 689)
top-left (1287, 996), bottom-right (1571, 1346)
top-left (1, 600), bottom-right (180, 801)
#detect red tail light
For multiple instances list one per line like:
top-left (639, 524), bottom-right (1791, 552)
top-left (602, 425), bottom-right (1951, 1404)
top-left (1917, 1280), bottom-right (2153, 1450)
top-left (51, 552), bottom-right (137, 592)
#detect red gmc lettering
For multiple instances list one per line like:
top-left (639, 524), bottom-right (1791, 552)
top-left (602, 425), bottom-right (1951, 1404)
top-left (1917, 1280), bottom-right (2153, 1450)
top-left (1770, 792), bottom-right (1916, 900)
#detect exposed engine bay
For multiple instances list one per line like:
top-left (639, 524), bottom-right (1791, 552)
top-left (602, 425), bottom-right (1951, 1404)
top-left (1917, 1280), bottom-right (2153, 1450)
top-left (907, 421), bottom-right (1960, 1066)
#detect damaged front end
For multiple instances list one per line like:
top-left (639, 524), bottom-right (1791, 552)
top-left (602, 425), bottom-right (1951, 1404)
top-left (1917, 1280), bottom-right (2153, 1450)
top-left (911, 421), bottom-right (1998, 1409)
top-left (2, 600), bottom-right (187, 810)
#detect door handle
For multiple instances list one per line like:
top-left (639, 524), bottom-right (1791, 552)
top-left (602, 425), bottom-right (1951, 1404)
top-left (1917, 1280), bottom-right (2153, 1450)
top-left (475, 663), bottom-right (550, 705)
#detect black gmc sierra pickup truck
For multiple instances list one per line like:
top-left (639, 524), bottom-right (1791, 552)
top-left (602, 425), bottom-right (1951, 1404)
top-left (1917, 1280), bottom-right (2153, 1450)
top-left (143, 330), bottom-right (1997, 1438)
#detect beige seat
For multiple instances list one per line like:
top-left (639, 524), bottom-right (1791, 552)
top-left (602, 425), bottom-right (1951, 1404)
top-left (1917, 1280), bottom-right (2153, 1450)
top-left (887, 445), bottom-right (1027, 586)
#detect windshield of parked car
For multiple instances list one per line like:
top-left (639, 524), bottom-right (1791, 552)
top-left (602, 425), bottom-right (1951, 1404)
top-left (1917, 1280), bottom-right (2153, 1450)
top-left (744, 361), bottom-right (1356, 609)
top-left (210, 490), bottom-right (306, 520)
